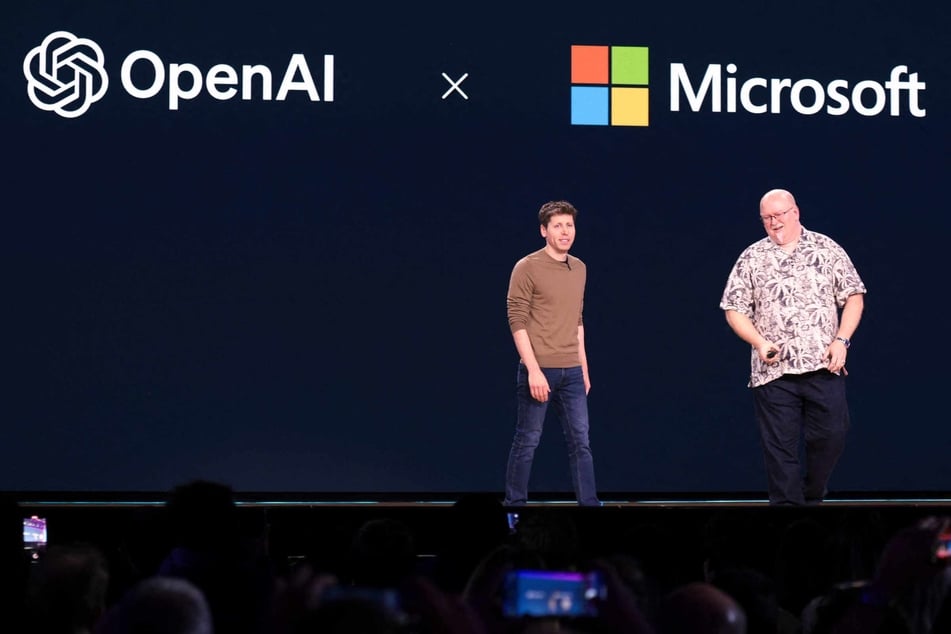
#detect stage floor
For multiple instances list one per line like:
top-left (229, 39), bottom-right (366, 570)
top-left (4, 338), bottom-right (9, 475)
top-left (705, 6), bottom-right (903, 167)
top-left (9, 491), bottom-right (951, 508)
top-left (8, 491), bottom-right (951, 582)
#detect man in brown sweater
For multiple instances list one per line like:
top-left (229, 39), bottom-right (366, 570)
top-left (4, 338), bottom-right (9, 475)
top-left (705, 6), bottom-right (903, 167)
top-left (503, 200), bottom-right (600, 507)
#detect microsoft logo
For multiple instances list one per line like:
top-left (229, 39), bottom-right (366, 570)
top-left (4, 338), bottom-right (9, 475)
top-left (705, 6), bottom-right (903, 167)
top-left (571, 45), bottom-right (649, 126)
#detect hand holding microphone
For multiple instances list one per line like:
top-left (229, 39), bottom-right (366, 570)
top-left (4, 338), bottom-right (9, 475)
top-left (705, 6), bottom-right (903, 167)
top-left (760, 342), bottom-right (780, 364)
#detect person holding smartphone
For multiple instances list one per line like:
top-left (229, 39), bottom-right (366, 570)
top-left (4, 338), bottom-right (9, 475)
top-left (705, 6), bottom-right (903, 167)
top-left (720, 188), bottom-right (866, 506)
top-left (503, 200), bottom-right (600, 507)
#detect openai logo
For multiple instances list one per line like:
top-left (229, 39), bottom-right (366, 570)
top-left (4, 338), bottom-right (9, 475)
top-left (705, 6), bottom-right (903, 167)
top-left (23, 31), bottom-right (109, 119)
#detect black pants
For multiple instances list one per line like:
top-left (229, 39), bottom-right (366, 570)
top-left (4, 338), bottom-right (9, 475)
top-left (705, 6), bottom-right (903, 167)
top-left (752, 370), bottom-right (850, 505)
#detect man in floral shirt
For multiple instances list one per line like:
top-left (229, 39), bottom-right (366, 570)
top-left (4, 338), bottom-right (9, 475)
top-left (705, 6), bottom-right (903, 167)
top-left (721, 188), bottom-right (866, 505)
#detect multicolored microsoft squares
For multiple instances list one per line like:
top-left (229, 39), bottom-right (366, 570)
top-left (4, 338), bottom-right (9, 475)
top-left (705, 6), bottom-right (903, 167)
top-left (571, 45), bottom-right (649, 126)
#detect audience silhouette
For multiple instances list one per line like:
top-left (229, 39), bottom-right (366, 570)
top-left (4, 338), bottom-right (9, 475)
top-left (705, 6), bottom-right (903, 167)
top-left (658, 581), bottom-right (747, 634)
top-left (1, 496), bottom-right (28, 630)
top-left (156, 480), bottom-right (275, 634)
top-left (9, 481), bottom-right (951, 634)
top-left (348, 517), bottom-right (418, 588)
top-left (95, 575), bottom-right (213, 634)
top-left (25, 542), bottom-right (110, 634)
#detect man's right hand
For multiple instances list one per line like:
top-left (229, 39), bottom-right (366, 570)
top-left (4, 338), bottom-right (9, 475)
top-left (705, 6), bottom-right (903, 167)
top-left (758, 342), bottom-right (780, 364)
top-left (528, 368), bottom-right (551, 402)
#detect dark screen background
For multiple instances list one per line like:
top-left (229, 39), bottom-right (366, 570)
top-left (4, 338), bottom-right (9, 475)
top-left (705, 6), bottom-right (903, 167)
top-left (2, 1), bottom-right (948, 494)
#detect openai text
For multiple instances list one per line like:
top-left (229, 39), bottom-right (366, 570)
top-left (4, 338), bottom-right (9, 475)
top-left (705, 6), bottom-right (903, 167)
top-left (120, 51), bottom-right (334, 110)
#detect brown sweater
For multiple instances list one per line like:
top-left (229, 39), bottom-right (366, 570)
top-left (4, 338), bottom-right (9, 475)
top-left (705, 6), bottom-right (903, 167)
top-left (507, 248), bottom-right (586, 368)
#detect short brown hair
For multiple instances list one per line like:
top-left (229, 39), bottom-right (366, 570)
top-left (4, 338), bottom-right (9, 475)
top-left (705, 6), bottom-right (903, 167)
top-left (538, 200), bottom-right (578, 226)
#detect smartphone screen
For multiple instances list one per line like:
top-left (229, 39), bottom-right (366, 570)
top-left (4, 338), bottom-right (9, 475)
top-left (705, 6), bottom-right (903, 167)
top-left (506, 512), bottom-right (519, 534)
top-left (23, 516), bottom-right (47, 560)
top-left (502, 570), bottom-right (605, 618)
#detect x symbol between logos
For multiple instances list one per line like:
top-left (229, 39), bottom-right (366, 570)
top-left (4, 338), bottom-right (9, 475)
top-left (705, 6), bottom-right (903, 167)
top-left (441, 72), bottom-right (469, 100)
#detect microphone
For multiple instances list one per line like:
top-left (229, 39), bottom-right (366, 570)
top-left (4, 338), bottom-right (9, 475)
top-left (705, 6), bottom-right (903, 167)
top-left (564, 258), bottom-right (571, 270)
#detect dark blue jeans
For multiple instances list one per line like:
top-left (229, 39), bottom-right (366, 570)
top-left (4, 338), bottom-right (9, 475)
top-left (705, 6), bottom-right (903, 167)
top-left (504, 364), bottom-right (600, 506)
top-left (753, 370), bottom-right (850, 505)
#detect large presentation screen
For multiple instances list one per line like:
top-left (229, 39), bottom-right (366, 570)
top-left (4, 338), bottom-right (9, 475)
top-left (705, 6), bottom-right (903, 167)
top-left (3, 2), bottom-right (948, 494)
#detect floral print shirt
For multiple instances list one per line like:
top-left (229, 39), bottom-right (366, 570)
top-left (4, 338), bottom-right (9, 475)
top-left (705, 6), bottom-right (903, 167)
top-left (720, 227), bottom-right (866, 387)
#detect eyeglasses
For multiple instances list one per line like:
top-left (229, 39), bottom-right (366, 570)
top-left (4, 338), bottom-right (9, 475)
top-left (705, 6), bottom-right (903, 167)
top-left (760, 207), bottom-right (794, 224)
